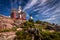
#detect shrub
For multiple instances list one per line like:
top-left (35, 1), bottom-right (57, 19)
top-left (15, 30), bottom-right (32, 40)
top-left (0, 29), bottom-right (10, 32)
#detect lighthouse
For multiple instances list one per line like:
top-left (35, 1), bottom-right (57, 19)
top-left (11, 6), bottom-right (26, 23)
top-left (18, 6), bottom-right (22, 13)
top-left (11, 9), bottom-right (16, 19)
top-left (18, 6), bottom-right (22, 19)
top-left (17, 6), bottom-right (26, 20)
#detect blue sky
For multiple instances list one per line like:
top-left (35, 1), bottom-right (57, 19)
top-left (0, 0), bottom-right (60, 25)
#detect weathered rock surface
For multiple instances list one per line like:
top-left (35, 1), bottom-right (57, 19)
top-left (0, 32), bottom-right (16, 40)
top-left (0, 16), bottom-right (23, 30)
top-left (0, 16), bottom-right (15, 30)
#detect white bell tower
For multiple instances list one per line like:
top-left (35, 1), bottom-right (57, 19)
top-left (18, 6), bottom-right (22, 13)
top-left (18, 6), bottom-right (22, 18)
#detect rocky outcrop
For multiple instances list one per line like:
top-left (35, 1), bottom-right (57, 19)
top-left (0, 16), bottom-right (15, 30)
top-left (0, 32), bottom-right (16, 40)
top-left (0, 16), bottom-right (25, 30)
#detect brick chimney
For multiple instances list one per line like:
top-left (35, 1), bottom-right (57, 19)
top-left (11, 9), bottom-right (16, 19)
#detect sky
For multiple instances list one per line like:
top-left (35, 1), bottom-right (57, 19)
top-left (0, 0), bottom-right (60, 25)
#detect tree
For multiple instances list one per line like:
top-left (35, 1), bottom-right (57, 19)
top-left (36, 20), bottom-right (42, 24)
top-left (29, 19), bottom-right (34, 23)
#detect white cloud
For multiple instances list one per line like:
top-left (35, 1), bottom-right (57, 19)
top-left (43, 13), bottom-right (60, 21)
top-left (44, 17), bottom-right (56, 21)
top-left (37, 0), bottom-right (47, 7)
top-left (23, 0), bottom-right (38, 11)
top-left (43, 13), bottom-right (60, 22)
top-left (42, 7), bottom-right (60, 18)
top-left (52, 14), bottom-right (60, 18)
top-left (33, 8), bottom-right (40, 12)
top-left (41, 0), bottom-right (47, 4)
top-left (42, 6), bottom-right (56, 15)
top-left (35, 15), bottom-right (39, 17)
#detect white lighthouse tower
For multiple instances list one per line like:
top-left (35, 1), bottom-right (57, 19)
top-left (18, 6), bottom-right (22, 13)
top-left (18, 6), bottom-right (22, 19)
